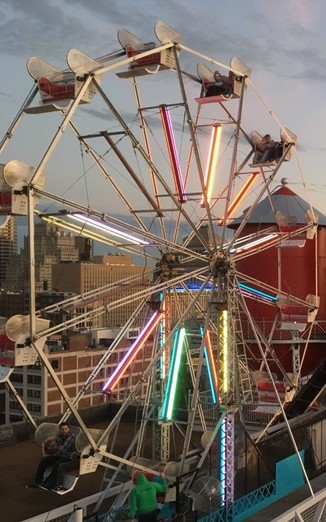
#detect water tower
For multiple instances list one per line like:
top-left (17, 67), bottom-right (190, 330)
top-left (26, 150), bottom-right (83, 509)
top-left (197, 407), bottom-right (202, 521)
top-left (229, 179), bottom-right (326, 377)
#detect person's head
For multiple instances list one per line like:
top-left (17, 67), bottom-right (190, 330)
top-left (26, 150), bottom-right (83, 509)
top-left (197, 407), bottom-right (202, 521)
top-left (263, 134), bottom-right (271, 142)
top-left (158, 463), bottom-right (166, 474)
top-left (132, 471), bottom-right (141, 484)
top-left (133, 472), bottom-right (147, 485)
top-left (59, 422), bottom-right (70, 436)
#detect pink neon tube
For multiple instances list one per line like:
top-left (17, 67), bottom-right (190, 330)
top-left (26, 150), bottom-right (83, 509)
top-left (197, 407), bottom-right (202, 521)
top-left (160, 105), bottom-right (186, 203)
top-left (102, 311), bottom-right (163, 392)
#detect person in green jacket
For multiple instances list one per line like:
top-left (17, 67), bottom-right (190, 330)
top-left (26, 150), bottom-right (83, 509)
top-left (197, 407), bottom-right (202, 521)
top-left (129, 472), bottom-right (167, 522)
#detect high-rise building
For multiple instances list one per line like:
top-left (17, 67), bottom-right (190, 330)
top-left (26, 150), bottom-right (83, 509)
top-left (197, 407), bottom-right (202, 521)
top-left (3, 219), bottom-right (91, 293)
top-left (52, 254), bottom-right (151, 328)
top-left (0, 216), bottom-right (17, 287)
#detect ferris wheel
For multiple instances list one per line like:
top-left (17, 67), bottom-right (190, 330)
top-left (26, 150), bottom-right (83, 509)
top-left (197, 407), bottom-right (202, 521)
top-left (0, 20), bottom-right (321, 513)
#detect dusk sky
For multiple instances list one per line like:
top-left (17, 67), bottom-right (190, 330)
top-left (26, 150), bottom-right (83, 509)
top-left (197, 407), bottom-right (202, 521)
top-left (0, 0), bottom-right (325, 246)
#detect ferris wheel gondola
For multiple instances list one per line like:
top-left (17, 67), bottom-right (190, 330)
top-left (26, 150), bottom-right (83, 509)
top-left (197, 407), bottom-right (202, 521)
top-left (117, 21), bottom-right (182, 78)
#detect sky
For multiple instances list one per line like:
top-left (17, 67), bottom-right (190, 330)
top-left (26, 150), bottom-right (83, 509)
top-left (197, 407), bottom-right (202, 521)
top-left (0, 0), bottom-right (326, 252)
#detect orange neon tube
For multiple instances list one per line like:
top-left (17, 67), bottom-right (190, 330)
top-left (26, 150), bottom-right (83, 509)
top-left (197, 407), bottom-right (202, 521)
top-left (223, 172), bottom-right (259, 222)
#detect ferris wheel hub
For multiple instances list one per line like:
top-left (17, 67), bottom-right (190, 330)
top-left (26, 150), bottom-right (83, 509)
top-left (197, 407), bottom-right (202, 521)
top-left (209, 252), bottom-right (230, 278)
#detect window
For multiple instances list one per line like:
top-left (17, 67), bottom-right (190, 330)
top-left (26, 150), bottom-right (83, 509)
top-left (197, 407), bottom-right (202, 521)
top-left (9, 401), bottom-right (20, 411)
top-left (27, 375), bottom-right (42, 385)
top-left (27, 389), bottom-right (41, 399)
top-left (9, 414), bottom-right (23, 423)
top-left (28, 403), bottom-right (41, 413)
top-left (11, 373), bottom-right (23, 383)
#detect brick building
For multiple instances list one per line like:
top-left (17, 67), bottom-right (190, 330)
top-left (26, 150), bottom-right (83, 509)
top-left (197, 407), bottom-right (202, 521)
top-left (3, 326), bottom-right (154, 423)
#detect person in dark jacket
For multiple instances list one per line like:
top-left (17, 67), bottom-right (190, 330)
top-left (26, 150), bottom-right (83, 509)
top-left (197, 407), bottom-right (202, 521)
top-left (152, 463), bottom-right (166, 510)
top-left (130, 472), bottom-right (167, 522)
top-left (28, 422), bottom-right (80, 492)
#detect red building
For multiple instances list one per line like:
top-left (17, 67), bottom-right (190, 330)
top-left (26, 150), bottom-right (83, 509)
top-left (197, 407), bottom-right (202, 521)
top-left (230, 181), bottom-right (326, 377)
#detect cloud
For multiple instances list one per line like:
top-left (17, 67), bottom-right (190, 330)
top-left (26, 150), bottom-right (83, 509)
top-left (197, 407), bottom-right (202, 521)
top-left (0, 0), bottom-right (119, 62)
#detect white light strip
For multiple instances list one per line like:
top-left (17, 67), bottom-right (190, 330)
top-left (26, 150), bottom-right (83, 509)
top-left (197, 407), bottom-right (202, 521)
top-left (69, 214), bottom-right (149, 246)
top-left (231, 233), bottom-right (278, 253)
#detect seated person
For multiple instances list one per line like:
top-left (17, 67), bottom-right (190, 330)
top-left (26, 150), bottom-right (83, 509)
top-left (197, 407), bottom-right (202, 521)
top-left (205, 70), bottom-right (233, 98)
top-left (28, 422), bottom-right (80, 492)
top-left (252, 134), bottom-right (276, 163)
top-left (273, 139), bottom-right (290, 162)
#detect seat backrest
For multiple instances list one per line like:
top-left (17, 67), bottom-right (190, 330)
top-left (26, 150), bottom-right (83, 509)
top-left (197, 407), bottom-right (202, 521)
top-left (75, 428), bottom-right (106, 453)
top-left (35, 422), bottom-right (82, 446)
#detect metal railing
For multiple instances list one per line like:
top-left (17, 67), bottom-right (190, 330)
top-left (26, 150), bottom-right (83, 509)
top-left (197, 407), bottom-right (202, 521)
top-left (271, 486), bottom-right (326, 522)
top-left (241, 319), bottom-right (326, 343)
top-left (199, 480), bottom-right (276, 522)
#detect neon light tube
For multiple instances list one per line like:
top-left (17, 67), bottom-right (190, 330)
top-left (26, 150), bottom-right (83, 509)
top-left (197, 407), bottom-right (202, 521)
top-left (201, 124), bottom-right (222, 207)
top-left (223, 172), bottom-right (258, 222)
top-left (174, 281), bottom-right (213, 292)
top-left (231, 233), bottom-right (278, 253)
top-left (70, 214), bottom-right (149, 246)
top-left (159, 105), bottom-right (186, 204)
top-left (200, 326), bottom-right (218, 403)
top-left (238, 282), bottom-right (278, 302)
top-left (103, 311), bottom-right (162, 392)
top-left (159, 293), bottom-right (166, 380)
top-left (221, 310), bottom-right (228, 394)
top-left (160, 327), bottom-right (185, 421)
top-left (39, 214), bottom-right (129, 247)
top-left (202, 330), bottom-right (218, 405)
